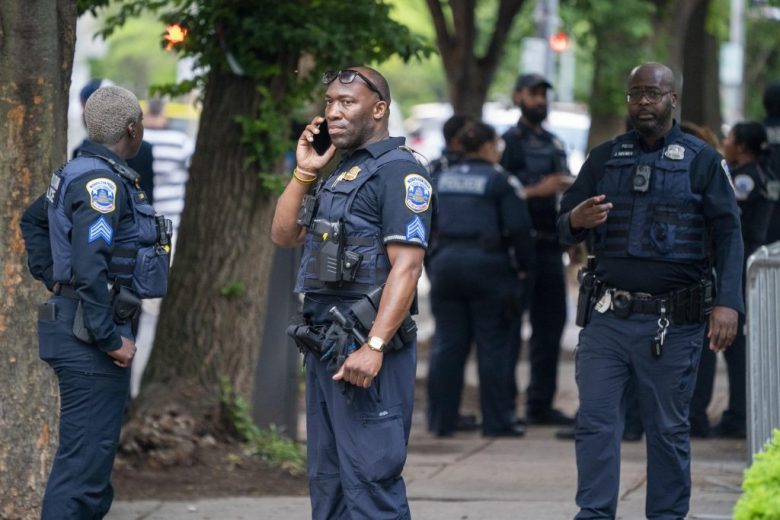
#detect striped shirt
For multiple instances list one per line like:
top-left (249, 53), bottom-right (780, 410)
top-left (143, 128), bottom-right (194, 237)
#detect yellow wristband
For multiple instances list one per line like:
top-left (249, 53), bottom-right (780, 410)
top-left (293, 167), bottom-right (316, 184)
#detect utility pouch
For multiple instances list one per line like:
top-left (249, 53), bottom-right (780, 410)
top-left (72, 300), bottom-right (95, 343)
top-left (317, 221), bottom-right (343, 283)
top-left (341, 251), bottom-right (362, 282)
top-left (112, 285), bottom-right (142, 323)
top-left (672, 287), bottom-right (692, 324)
top-left (155, 215), bottom-right (173, 248)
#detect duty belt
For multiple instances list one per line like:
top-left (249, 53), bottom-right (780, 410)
top-left (594, 280), bottom-right (713, 324)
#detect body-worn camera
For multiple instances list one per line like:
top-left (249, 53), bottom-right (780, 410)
top-left (297, 194), bottom-right (317, 227)
top-left (632, 165), bottom-right (652, 193)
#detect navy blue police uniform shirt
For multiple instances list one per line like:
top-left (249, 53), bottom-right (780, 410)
top-left (306, 137), bottom-right (433, 303)
top-left (64, 142), bottom-right (136, 351)
top-left (433, 159), bottom-right (534, 272)
top-left (501, 121), bottom-right (570, 240)
top-left (732, 161), bottom-right (779, 255)
top-left (558, 124), bottom-right (744, 313)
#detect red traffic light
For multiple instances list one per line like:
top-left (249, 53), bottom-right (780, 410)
top-left (549, 31), bottom-right (569, 53)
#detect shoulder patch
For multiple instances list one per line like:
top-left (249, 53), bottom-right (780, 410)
top-left (86, 178), bottom-right (117, 213)
top-left (88, 216), bottom-right (113, 245)
top-left (404, 173), bottom-right (432, 213)
top-left (733, 174), bottom-right (755, 201)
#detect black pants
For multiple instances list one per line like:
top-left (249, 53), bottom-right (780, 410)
top-left (509, 244), bottom-right (567, 416)
top-left (427, 249), bottom-right (521, 435)
top-left (689, 314), bottom-right (746, 432)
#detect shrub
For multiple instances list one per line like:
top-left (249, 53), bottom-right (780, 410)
top-left (734, 429), bottom-right (780, 519)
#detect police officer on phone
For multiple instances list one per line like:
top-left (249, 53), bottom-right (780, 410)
top-left (272, 66), bottom-right (431, 519)
top-left (559, 63), bottom-right (743, 519)
top-left (26, 86), bottom-right (171, 519)
top-left (501, 73), bottom-right (574, 427)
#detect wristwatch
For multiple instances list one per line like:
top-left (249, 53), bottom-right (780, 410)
top-left (367, 336), bottom-right (387, 353)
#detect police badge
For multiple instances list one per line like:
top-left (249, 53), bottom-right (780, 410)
top-left (664, 144), bottom-right (685, 160)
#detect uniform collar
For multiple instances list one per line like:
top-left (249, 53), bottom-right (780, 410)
top-left (632, 120), bottom-right (682, 152)
top-left (77, 140), bottom-right (130, 167)
top-left (359, 136), bottom-right (406, 158)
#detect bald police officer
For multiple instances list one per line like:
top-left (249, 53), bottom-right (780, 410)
top-left (272, 67), bottom-right (431, 520)
top-left (559, 63), bottom-right (743, 519)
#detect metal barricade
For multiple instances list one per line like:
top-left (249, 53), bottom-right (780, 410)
top-left (747, 241), bottom-right (780, 461)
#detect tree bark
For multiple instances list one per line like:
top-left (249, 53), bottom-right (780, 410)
top-left (123, 69), bottom-right (285, 463)
top-left (0, 1), bottom-right (77, 517)
top-left (680, 0), bottom-right (722, 134)
top-left (426, 0), bottom-right (525, 118)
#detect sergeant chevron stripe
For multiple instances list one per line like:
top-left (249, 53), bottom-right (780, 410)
top-left (88, 216), bottom-right (114, 245)
top-left (405, 215), bottom-right (426, 243)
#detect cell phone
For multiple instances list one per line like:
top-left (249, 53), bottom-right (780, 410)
top-left (312, 120), bottom-right (331, 155)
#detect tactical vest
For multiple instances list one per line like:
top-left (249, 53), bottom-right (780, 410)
top-left (295, 147), bottom-right (418, 296)
top-left (593, 132), bottom-right (708, 262)
top-left (506, 126), bottom-right (566, 236)
top-left (434, 161), bottom-right (503, 250)
top-left (47, 154), bottom-right (170, 298)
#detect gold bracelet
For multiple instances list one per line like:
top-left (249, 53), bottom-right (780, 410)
top-left (293, 167), bottom-right (316, 184)
top-left (295, 166), bottom-right (318, 178)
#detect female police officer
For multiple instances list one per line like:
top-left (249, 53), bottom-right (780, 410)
top-left (427, 121), bottom-right (534, 438)
top-left (33, 86), bottom-right (170, 519)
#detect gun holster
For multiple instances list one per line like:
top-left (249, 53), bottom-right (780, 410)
top-left (112, 285), bottom-right (142, 323)
top-left (575, 257), bottom-right (601, 327)
top-left (72, 300), bottom-right (95, 344)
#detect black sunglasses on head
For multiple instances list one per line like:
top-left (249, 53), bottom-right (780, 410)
top-left (322, 69), bottom-right (385, 102)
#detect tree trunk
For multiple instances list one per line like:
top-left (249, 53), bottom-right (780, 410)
top-left (0, 1), bottom-right (77, 517)
top-left (680, 0), bottom-right (722, 134)
top-left (122, 70), bottom-right (282, 463)
top-left (585, 37), bottom-right (629, 151)
top-left (427, 0), bottom-right (525, 118)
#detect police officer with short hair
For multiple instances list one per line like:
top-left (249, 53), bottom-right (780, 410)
top-left (428, 114), bottom-right (473, 181)
top-left (559, 63), bottom-right (743, 519)
top-left (763, 82), bottom-right (780, 244)
top-left (29, 86), bottom-right (171, 519)
top-left (691, 121), bottom-right (779, 438)
top-left (501, 73), bottom-right (575, 426)
top-left (272, 66), bottom-right (431, 519)
top-left (427, 121), bottom-right (533, 438)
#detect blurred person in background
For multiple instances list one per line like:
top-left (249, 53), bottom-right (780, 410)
top-left (427, 120), bottom-right (533, 438)
top-left (428, 114), bottom-right (473, 181)
top-left (763, 82), bottom-right (780, 244)
top-left (691, 121), bottom-right (779, 439)
top-left (501, 73), bottom-right (575, 428)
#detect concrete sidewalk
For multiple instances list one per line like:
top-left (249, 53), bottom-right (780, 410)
top-left (108, 355), bottom-right (745, 520)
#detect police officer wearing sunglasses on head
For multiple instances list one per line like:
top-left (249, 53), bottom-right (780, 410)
top-left (558, 62), bottom-right (743, 520)
top-left (272, 66), bottom-right (432, 520)
top-left (24, 86), bottom-right (171, 519)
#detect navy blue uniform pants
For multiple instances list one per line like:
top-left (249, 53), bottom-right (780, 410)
top-left (518, 244), bottom-right (567, 416)
top-left (304, 324), bottom-right (416, 520)
top-left (38, 296), bottom-right (131, 520)
top-left (427, 250), bottom-right (520, 435)
top-left (575, 311), bottom-right (704, 520)
top-left (690, 314), bottom-right (746, 433)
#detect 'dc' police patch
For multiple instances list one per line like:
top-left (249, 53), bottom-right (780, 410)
top-left (86, 178), bottom-right (117, 213)
top-left (404, 174), bottom-right (432, 213)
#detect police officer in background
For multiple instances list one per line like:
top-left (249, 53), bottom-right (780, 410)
top-left (501, 73), bottom-right (575, 426)
top-left (427, 121), bottom-right (534, 438)
top-left (763, 82), bottom-right (780, 244)
top-left (428, 114), bottom-right (472, 181)
top-left (31, 86), bottom-right (171, 519)
top-left (559, 63), bottom-right (743, 519)
top-left (272, 67), bottom-right (431, 519)
top-left (691, 122), bottom-right (779, 438)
